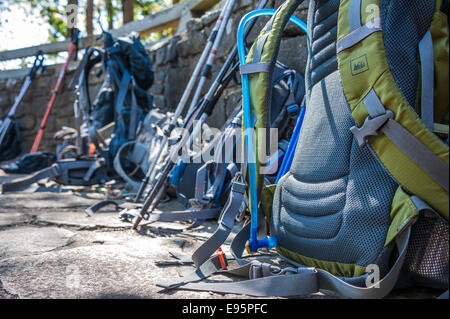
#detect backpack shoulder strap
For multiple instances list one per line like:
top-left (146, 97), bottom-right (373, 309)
top-left (337, 0), bottom-right (449, 219)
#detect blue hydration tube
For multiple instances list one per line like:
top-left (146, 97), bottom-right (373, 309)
top-left (275, 106), bottom-right (306, 183)
top-left (237, 9), bottom-right (307, 253)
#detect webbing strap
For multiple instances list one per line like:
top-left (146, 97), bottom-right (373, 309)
top-left (85, 200), bottom-right (120, 217)
top-left (348, 0), bottom-right (362, 32)
top-left (361, 89), bottom-right (449, 193)
top-left (161, 255), bottom-right (228, 288)
top-left (382, 119), bottom-right (449, 193)
top-left (194, 161), bottom-right (215, 202)
top-left (191, 175), bottom-right (247, 267)
top-left (315, 227), bottom-right (411, 299)
top-left (115, 69), bottom-right (131, 114)
top-left (363, 88), bottom-right (386, 115)
top-left (336, 19), bottom-right (382, 53)
top-left (418, 29), bottom-right (434, 131)
top-left (167, 271), bottom-right (318, 297)
top-left (154, 176), bottom-right (248, 291)
top-left (252, 15), bottom-right (275, 64)
top-left (239, 62), bottom-right (271, 74)
top-left (128, 82), bottom-right (139, 140)
top-left (147, 208), bottom-right (219, 223)
top-left (1, 164), bottom-right (59, 193)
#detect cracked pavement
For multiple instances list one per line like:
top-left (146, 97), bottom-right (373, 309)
top-left (0, 172), bottom-right (441, 299)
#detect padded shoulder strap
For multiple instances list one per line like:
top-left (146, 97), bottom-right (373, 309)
top-left (337, 0), bottom-right (449, 219)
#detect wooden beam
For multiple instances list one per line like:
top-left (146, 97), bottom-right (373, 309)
top-left (0, 0), bottom-right (220, 62)
top-left (0, 36), bottom-right (96, 62)
top-left (190, 0), bottom-right (220, 11)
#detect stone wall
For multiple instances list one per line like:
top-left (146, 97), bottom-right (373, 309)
top-left (0, 0), bottom-right (308, 156)
top-left (0, 65), bottom-right (104, 154)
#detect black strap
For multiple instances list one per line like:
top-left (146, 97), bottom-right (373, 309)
top-left (1, 159), bottom-right (106, 193)
top-left (1, 164), bottom-right (60, 193)
top-left (85, 200), bottom-right (120, 217)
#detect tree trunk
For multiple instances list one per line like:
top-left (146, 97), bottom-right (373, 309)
top-left (106, 0), bottom-right (114, 30)
top-left (86, 0), bottom-right (94, 36)
top-left (121, 0), bottom-right (134, 24)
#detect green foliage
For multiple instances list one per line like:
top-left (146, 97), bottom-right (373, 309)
top-left (3, 0), bottom-right (174, 43)
top-left (135, 0), bottom-right (165, 17)
top-left (42, 5), bottom-right (68, 40)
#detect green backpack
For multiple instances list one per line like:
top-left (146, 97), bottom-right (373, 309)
top-left (157, 0), bottom-right (449, 298)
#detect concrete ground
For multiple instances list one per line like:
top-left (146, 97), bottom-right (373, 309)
top-left (0, 171), bottom-right (442, 299)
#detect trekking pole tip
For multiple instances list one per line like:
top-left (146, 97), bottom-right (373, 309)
top-left (132, 216), bottom-right (142, 230)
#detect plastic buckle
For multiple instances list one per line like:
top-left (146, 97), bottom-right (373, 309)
top-left (249, 261), bottom-right (283, 279)
top-left (231, 174), bottom-right (247, 194)
top-left (249, 261), bottom-right (263, 279)
top-left (350, 110), bottom-right (394, 147)
top-left (279, 267), bottom-right (300, 275)
top-left (286, 103), bottom-right (299, 116)
top-left (51, 163), bottom-right (61, 177)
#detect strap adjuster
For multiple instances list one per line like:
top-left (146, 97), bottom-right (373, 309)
top-left (231, 173), bottom-right (247, 194)
top-left (249, 261), bottom-right (316, 279)
top-left (50, 163), bottom-right (61, 177)
top-left (249, 261), bottom-right (282, 279)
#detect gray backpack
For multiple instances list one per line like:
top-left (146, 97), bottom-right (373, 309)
top-left (156, 0), bottom-right (449, 299)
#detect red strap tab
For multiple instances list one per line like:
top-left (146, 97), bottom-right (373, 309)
top-left (217, 247), bottom-right (227, 270)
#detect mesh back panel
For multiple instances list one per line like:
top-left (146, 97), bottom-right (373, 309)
top-left (272, 0), bottom-right (399, 270)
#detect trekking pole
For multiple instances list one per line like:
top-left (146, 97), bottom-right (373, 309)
top-left (30, 28), bottom-right (80, 153)
top-left (133, 0), bottom-right (235, 203)
top-left (237, 9), bottom-right (307, 253)
top-left (132, 62), bottom-right (238, 229)
top-left (183, 0), bottom-right (237, 151)
top-left (184, 0), bottom-right (236, 117)
top-left (0, 52), bottom-right (45, 148)
top-left (134, 0), bottom-right (269, 204)
top-left (131, 0), bottom-right (270, 229)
